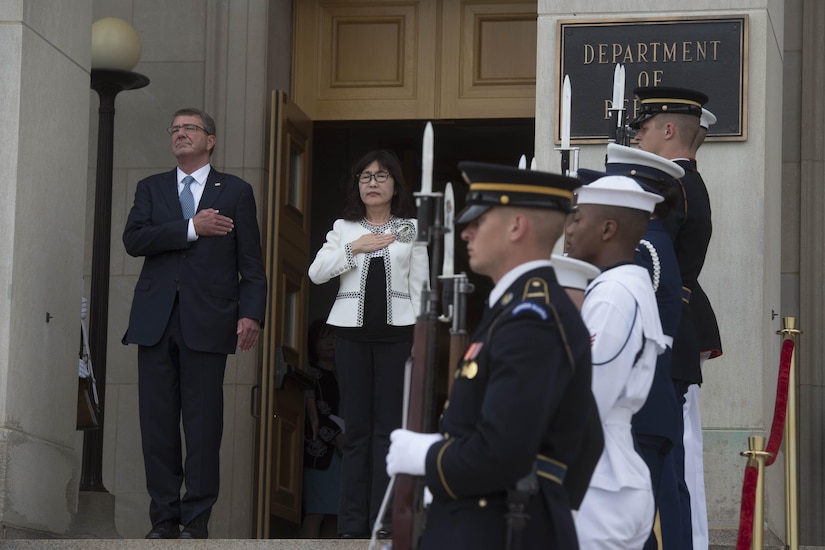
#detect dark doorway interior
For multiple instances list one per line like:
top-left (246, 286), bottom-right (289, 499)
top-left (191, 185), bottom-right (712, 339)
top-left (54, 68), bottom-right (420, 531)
top-left (293, 118), bottom-right (535, 538)
top-left (308, 118), bottom-right (537, 326)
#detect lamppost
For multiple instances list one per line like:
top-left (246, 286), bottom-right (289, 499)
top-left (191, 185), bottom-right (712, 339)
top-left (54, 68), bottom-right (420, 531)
top-left (82, 17), bottom-right (149, 491)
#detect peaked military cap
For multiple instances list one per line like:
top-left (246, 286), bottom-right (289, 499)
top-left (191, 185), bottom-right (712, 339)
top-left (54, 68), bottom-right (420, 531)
top-left (456, 161), bottom-right (579, 224)
top-left (629, 86), bottom-right (708, 129)
top-left (577, 143), bottom-right (684, 187)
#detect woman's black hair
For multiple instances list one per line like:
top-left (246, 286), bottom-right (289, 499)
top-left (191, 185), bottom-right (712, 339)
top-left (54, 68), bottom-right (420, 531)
top-left (342, 149), bottom-right (416, 220)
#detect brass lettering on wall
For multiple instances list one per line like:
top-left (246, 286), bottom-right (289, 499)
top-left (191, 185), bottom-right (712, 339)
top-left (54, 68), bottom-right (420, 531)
top-left (556, 16), bottom-right (748, 143)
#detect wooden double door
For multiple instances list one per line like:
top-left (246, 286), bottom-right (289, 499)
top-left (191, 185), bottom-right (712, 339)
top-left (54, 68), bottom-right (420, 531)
top-left (253, 0), bottom-right (540, 538)
top-left (253, 95), bottom-right (536, 538)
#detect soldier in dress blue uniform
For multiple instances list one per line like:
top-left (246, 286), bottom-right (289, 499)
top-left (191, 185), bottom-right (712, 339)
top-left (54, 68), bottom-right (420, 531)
top-left (578, 143), bottom-right (690, 549)
top-left (631, 87), bottom-right (723, 550)
top-left (386, 162), bottom-right (602, 549)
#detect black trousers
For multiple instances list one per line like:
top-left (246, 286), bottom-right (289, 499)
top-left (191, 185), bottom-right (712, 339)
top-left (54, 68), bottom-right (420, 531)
top-left (335, 336), bottom-right (410, 535)
top-left (137, 300), bottom-right (227, 527)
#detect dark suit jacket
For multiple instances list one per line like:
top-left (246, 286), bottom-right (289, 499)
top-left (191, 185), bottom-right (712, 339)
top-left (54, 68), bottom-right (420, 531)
top-left (122, 167), bottom-right (267, 355)
top-left (666, 160), bottom-right (722, 383)
top-left (421, 266), bottom-right (601, 549)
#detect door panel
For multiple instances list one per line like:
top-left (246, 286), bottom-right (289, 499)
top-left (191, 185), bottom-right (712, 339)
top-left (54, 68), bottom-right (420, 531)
top-left (255, 90), bottom-right (313, 538)
top-left (292, 0), bottom-right (537, 121)
top-left (293, 0), bottom-right (438, 120)
top-left (439, 1), bottom-right (538, 118)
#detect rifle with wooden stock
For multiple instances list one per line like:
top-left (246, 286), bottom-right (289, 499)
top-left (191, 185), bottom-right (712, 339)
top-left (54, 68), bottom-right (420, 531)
top-left (438, 182), bottom-right (474, 395)
top-left (388, 123), bottom-right (444, 550)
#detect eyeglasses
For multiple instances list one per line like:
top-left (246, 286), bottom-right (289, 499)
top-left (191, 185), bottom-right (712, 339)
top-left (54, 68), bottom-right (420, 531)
top-left (167, 124), bottom-right (208, 136)
top-left (358, 171), bottom-right (391, 184)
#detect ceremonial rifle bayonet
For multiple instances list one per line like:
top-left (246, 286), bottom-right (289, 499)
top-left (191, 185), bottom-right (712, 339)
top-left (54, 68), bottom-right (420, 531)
top-left (390, 122), bottom-right (443, 550)
top-left (609, 63), bottom-right (631, 146)
top-left (438, 182), bottom-right (474, 395)
top-left (556, 74), bottom-right (580, 177)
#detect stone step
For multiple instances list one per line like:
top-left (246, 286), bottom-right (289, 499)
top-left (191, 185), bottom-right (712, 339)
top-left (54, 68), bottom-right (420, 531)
top-left (1, 540), bottom-right (370, 550)
top-left (709, 527), bottom-right (825, 549)
top-left (2, 530), bottom-right (822, 549)
top-left (2, 537), bottom-right (824, 549)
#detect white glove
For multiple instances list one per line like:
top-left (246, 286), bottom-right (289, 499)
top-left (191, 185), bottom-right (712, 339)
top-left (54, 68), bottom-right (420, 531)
top-left (386, 429), bottom-right (443, 477)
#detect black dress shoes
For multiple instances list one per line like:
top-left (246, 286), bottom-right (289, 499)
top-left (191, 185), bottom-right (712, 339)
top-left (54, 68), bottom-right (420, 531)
top-left (179, 518), bottom-right (209, 539)
top-left (145, 520), bottom-right (180, 539)
top-left (340, 532), bottom-right (368, 539)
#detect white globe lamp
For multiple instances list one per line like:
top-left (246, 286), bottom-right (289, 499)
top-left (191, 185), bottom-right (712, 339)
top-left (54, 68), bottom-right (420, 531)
top-left (91, 17), bottom-right (142, 70)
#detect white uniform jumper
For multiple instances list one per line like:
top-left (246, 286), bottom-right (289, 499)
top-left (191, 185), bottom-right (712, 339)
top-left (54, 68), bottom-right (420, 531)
top-left (575, 263), bottom-right (666, 549)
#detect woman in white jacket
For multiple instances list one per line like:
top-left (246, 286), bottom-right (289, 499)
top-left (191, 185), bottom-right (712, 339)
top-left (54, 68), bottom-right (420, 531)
top-left (308, 149), bottom-right (429, 538)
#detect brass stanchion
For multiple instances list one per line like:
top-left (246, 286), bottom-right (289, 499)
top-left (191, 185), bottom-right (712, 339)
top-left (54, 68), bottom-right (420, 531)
top-left (741, 435), bottom-right (772, 549)
top-left (777, 317), bottom-right (801, 550)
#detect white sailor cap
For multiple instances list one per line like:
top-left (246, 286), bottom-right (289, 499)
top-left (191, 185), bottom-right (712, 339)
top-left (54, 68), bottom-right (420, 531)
top-left (578, 144), bottom-right (683, 187)
top-left (551, 254), bottom-right (600, 291)
top-left (700, 108), bottom-right (717, 130)
top-left (574, 175), bottom-right (663, 214)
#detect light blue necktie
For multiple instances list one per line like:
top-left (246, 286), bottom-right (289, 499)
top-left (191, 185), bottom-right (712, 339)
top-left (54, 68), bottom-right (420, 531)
top-left (180, 175), bottom-right (196, 219)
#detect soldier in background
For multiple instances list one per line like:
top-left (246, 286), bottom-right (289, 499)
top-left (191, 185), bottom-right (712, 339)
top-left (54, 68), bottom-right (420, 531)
top-left (631, 88), bottom-right (723, 550)
top-left (681, 107), bottom-right (723, 550)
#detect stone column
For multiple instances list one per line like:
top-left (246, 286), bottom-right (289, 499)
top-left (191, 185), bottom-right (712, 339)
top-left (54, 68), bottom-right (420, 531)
top-left (0, 0), bottom-right (94, 536)
top-left (798, 0), bottom-right (825, 544)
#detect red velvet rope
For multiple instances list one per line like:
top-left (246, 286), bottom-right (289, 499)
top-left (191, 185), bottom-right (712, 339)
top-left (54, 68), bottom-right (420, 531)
top-left (734, 337), bottom-right (795, 548)
top-left (735, 465), bottom-right (758, 550)
top-left (765, 338), bottom-right (794, 466)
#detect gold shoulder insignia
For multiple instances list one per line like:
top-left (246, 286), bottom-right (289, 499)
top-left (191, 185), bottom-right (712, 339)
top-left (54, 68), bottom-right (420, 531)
top-left (522, 277), bottom-right (551, 305)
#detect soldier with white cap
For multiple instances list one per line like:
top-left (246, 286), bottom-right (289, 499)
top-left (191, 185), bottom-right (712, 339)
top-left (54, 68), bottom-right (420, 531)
top-left (579, 143), bottom-right (690, 549)
top-left (565, 175), bottom-right (666, 549)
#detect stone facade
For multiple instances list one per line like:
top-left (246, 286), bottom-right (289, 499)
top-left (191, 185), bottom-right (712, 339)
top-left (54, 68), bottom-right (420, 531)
top-left (0, 0), bottom-right (821, 545)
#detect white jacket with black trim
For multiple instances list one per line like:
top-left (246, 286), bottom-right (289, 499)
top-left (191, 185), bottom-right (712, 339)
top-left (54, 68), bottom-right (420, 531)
top-left (308, 217), bottom-right (429, 327)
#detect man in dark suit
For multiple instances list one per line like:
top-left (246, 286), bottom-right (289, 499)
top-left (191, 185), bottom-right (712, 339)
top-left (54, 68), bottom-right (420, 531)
top-left (122, 107), bottom-right (266, 540)
top-left (386, 162), bottom-right (602, 549)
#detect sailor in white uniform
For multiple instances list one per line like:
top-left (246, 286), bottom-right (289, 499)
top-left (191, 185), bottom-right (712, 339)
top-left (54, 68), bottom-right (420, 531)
top-left (565, 176), bottom-right (667, 549)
